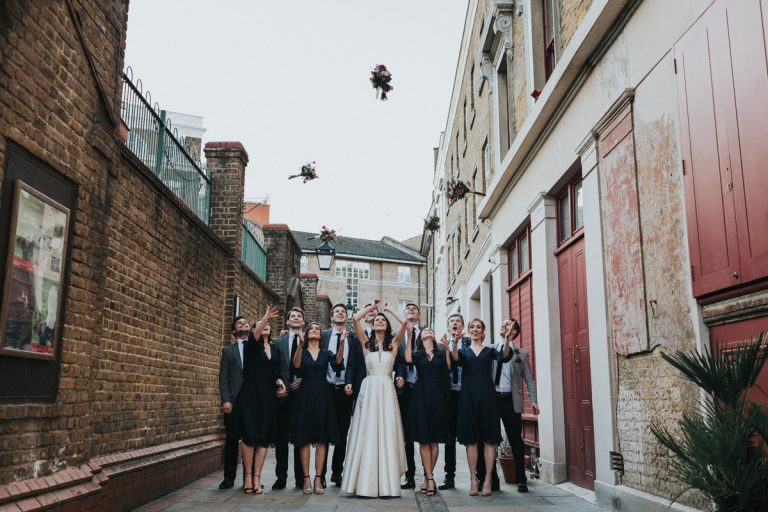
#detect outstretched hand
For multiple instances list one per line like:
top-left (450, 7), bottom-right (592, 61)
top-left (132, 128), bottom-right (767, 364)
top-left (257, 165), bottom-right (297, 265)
top-left (263, 304), bottom-right (279, 321)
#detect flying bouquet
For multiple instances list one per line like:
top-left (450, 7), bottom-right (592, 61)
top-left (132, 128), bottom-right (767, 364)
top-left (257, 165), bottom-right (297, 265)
top-left (288, 161), bottom-right (318, 183)
top-left (424, 215), bottom-right (440, 232)
top-left (370, 64), bottom-right (393, 101)
top-left (446, 178), bottom-right (485, 207)
top-left (307, 225), bottom-right (338, 243)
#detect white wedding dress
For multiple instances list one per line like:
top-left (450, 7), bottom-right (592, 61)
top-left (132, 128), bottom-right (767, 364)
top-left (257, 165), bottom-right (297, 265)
top-left (342, 349), bottom-right (407, 497)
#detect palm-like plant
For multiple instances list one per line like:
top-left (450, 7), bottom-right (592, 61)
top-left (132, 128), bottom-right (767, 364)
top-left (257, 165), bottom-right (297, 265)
top-left (651, 334), bottom-right (768, 511)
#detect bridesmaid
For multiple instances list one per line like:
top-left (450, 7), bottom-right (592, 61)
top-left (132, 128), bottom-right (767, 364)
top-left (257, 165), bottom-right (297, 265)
top-left (289, 322), bottom-right (344, 494)
top-left (239, 305), bottom-right (286, 494)
top-left (403, 327), bottom-right (451, 496)
top-left (451, 318), bottom-right (512, 497)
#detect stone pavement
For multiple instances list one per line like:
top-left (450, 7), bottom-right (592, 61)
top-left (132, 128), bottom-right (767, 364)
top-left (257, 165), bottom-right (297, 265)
top-left (136, 445), bottom-right (602, 512)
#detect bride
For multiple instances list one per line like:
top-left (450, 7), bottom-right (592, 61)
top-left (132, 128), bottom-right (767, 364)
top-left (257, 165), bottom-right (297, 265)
top-left (342, 300), bottom-right (409, 497)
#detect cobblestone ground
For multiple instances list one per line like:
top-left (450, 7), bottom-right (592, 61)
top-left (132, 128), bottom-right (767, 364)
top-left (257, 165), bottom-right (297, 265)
top-left (137, 445), bottom-right (602, 512)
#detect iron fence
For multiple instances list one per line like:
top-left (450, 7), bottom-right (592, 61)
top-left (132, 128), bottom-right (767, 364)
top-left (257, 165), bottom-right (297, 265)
top-left (120, 67), bottom-right (211, 223)
top-left (242, 224), bottom-right (267, 280)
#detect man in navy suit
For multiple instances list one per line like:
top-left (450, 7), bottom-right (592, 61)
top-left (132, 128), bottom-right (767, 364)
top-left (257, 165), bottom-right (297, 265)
top-left (395, 302), bottom-right (422, 489)
top-left (319, 303), bottom-right (361, 487)
top-left (273, 307), bottom-right (306, 490)
top-left (218, 316), bottom-right (248, 489)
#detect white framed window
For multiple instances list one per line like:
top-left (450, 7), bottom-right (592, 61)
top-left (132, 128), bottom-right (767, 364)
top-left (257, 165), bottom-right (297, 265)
top-left (335, 260), bottom-right (370, 309)
top-left (397, 266), bottom-right (412, 283)
top-left (398, 300), bottom-right (410, 313)
top-left (300, 255), bottom-right (309, 273)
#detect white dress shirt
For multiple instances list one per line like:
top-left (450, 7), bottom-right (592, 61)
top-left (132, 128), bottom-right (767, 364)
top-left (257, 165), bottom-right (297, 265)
top-left (404, 325), bottom-right (420, 383)
top-left (493, 341), bottom-right (517, 392)
top-left (326, 329), bottom-right (349, 385)
top-left (236, 338), bottom-right (246, 369)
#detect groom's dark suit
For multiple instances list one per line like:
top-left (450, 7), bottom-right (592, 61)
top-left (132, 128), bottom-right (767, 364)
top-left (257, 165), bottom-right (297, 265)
top-left (219, 341), bottom-right (244, 484)
top-left (320, 327), bottom-right (360, 485)
top-left (274, 332), bottom-right (302, 487)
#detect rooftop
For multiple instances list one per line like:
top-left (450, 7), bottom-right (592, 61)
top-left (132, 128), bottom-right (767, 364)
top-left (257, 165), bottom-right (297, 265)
top-left (292, 231), bottom-right (426, 264)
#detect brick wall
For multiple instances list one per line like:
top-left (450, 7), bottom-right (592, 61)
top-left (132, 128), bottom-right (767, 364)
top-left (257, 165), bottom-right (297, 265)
top-left (0, 1), bottom-right (285, 509)
top-left (560, 0), bottom-right (594, 51)
top-left (263, 225), bottom-right (303, 326)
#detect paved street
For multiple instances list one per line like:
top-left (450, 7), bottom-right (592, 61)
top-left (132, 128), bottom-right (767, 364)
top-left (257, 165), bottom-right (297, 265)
top-left (136, 445), bottom-right (601, 512)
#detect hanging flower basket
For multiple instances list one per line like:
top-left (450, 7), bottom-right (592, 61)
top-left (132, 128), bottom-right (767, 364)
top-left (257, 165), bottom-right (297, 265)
top-left (289, 161), bottom-right (318, 182)
top-left (370, 64), bottom-right (393, 101)
top-left (446, 178), bottom-right (485, 206)
top-left (424, 215), bottom-right (440, 232)
top-left (307, 225), bottom-right (338, 244)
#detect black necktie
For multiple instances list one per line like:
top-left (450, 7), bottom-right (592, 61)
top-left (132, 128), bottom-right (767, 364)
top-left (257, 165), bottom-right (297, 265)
top-left (335, 333), bottom-right (342, 377)
top-left (289, 334), bottom-right (299, 380)
top-left (451, 339), bottom-right (460, 385)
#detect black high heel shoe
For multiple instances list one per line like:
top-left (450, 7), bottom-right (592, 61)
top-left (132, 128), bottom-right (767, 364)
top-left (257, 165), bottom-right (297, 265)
top-left (426, 478), bottom-right (436, 496)
top-left (244, 472), bottom-right (254, 494)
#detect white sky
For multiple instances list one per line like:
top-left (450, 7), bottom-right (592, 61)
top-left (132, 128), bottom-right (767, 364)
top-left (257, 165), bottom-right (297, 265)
top-left (124, 0), bottom-right (468, 241)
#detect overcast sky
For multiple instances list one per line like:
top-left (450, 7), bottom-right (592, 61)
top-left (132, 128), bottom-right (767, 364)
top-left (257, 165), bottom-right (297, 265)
top-left (124, 0), bottom-right (468, 241)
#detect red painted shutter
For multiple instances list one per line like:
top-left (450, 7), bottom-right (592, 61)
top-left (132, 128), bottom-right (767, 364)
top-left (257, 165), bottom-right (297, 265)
top-left (726, 0), bottom-right (768, 282)
top-left (675, 0), bottom-right (768, 296)
top-left (674, 0), bottom-right (742, 296)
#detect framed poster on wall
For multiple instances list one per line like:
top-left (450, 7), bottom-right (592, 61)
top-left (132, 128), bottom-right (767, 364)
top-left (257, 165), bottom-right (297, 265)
top-left (0, 180), bottom-right (70, 359)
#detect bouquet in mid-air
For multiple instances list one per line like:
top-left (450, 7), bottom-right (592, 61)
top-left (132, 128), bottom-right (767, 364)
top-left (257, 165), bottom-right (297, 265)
top-left (370, 64), bottom-right (393, 101)
top-left (307, 225), bottom-right (338, 244)
top-left (289, 161), bottom-right (318, 183)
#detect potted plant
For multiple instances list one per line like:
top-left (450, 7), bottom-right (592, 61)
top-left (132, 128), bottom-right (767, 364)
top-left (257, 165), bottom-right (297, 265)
top-left (497, 436), bottom-right (517, 484)
top-left (651, 333), bottom-right (768, 511)
top-left (424, 215), bottom-right (440, 232)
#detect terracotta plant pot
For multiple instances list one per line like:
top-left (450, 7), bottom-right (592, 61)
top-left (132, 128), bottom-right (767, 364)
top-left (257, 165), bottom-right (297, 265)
top-left (498, 455), bottom-right (516, 483)
top-left (498, 454), bottom-right (531, 484)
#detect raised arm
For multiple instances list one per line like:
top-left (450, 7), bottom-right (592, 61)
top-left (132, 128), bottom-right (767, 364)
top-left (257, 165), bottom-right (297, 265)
top-left (252, 305), bottom-right (279, 340)
top-left (352, 302), bottom-right (379, 350)
top-left (335, 330), bottom-right (347, 367)
top-left (501, 319), bottom-right (521, 361)
top-left (440, 334), bottom-right (452, 370)
top-left (391, 318), bottom-right (408, 353)
top-left (451, 334), bottom-right (460, 362)
top-left (383, 302), bottom-right (406, 325)
top-left (404, 328), bottom-right (413, 364)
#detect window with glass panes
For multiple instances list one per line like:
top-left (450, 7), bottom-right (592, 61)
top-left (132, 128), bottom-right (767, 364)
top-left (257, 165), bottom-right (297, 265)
top-left (335, 260), bottom-right (370, 309)
top-left (397, 266), bottom-right (411, 283)
top-left (557, 178), bottom-right (584, 244)
top-left (508, 225), bottom-right (531, 282)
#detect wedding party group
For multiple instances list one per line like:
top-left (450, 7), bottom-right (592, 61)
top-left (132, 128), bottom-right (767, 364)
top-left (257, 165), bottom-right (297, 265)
top-left (218, 299), bottom-right (538, 499)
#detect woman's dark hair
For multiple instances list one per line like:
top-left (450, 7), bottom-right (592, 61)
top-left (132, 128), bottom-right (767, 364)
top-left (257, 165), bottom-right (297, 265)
top-left (303, 322), bottom-right (322, 345)
top-left (416, 328), bottom-right (436, 355)
top-left (367, 313), bottom-right (394, 352)
top-left (250, 320), bottom-right (273, 344)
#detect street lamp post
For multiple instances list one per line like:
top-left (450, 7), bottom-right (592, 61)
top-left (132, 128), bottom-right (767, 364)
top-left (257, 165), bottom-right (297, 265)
top-left (316, 241), bottom-right (336, 271)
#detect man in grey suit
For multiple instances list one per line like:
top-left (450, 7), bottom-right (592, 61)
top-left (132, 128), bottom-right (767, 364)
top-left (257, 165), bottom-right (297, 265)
top-left (218, 316), bottom-right (248, 489)
top-left (272, 307), bottom-right (305, 490)
top-left (492, 318), bottom-right (539, 493)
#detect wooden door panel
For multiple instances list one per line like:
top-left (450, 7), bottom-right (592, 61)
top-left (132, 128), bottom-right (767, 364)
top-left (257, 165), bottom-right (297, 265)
top-left (725, 0), bottom-right (768, 281)
top-left (674, 1), bottom-right (742, 295)
top-left (558, 239), bottom-right (595, 490)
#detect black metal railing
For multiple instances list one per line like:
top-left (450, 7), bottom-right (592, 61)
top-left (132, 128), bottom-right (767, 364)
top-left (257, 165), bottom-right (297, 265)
top-left (120, 67), bottom-right (210, 223)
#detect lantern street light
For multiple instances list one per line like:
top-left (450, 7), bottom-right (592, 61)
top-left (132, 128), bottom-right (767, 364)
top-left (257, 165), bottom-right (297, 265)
top-left (315, 241), bottom-right (336, 271)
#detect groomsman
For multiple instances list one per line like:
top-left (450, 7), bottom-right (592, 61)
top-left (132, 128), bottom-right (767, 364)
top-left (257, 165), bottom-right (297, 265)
top-left (395, 302), bottom-right (421, 489)
top-left (273, 307), bottom-right (305, 490)
top-left (439, 313), bottom-right (470, 490)
top-left (218, 316), bottom-right (248, 489)
top-left (492, 319), bottom-right (538, 493)
top-left (320, 304), bottom-right (360, 488)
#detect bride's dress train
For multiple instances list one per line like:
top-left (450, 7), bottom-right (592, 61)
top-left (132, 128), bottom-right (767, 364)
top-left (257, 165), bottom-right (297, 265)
top-left (342, 350), bottom-right (407, 497)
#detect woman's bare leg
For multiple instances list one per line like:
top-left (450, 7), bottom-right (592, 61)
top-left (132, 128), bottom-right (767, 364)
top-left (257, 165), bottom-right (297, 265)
top-left (466, 444), bottom-right (478, 496)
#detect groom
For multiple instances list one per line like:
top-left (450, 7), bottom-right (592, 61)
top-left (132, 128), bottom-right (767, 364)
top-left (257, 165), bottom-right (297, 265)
top-left (395, 302), bottom-right (421, 489)
top-left (320, 303), bottom-right (361, 488)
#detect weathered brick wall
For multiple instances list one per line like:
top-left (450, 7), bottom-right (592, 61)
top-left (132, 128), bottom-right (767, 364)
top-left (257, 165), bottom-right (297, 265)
top-left (299, 273), bottom-right (320, 325)
top-left (560, 0), bottom-right (594, 50)
top-left (263, 225), bottom-right (302, 326)
top-left (0, 2), bottom-right (283, 505)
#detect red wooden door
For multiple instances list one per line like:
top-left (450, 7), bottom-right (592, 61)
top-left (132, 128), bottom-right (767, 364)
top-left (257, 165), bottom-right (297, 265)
top-left (674, 0), bottom-right (768, 296)
top-left (558, 236), bottom-right (595, 490)
top-left (508, 274), bottom-right (538, 449)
